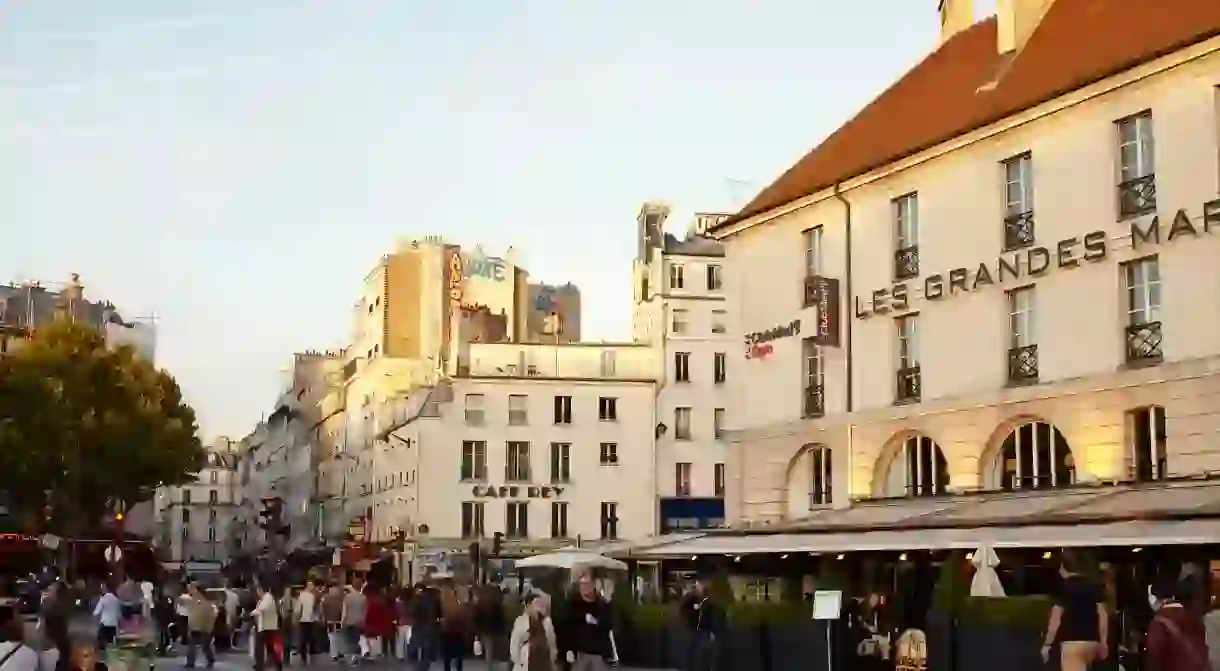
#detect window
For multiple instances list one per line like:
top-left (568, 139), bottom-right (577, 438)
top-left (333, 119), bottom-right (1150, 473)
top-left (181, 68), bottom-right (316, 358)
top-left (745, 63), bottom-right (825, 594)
top-left (711, 310), bottom-right (727, 335)
top-left (598, 397), bottom-right (618, 421)
top-left (893, 193), bottom-right (920, 279)
top-left (669, 263), bottom-right (685, 289)
top-left (553, 396), bottom-right (572, 424)
top-left (1000, 422), bottom-right (1075, 491)
top-left (461, 441), bottom-right (487, 481)
top-left (550, 443), bottom-right (571, 484)
top-left (1002, 153), bottom-right (1035, 249)
top-left (706, 264), bottom-right (723, 291)
top-left (508, 395), bottom-right (528, 426)
top-left (550, 502), bottom-right (569, 538)
top-left (183, 490), bottom-right (191, 505)
top-left (675, 352), bottom-right (691, 382)
top-left (714, 463), bottom-right (726, 497)
top-left (1007, 286), bottom-right (1038, 383)
top-left (600, 502), bottom-right (618, 540)
top-left (671, 309), bottom-right (689, 335)
top-left (182, 509), bottom-right (190, 523)
top-left (207, 526), bottom-right (216, 542)
top-left (714, 408), bottom-right (726, 439)
top-left (804, 227), bottom-right (823, 276)
top-left (210, 471), bottom-right (218, 485)
top-left (809, 445), bottom-right (832, 507)
top-left (600, 349), bottom-right (617, 376)
top-left (464, 394), bottom-right (485, 426)
top-left (900, 436), bottom-right (948, 497)
top-left (1130, 406), bottom-right (1167, 482)
top-left (803, 337), bottom-right (825, 418)
top-left (713, 352), bottom-right (726, 384)
top-left (505, 441), bottom-right (531, 482)
top-left (461, 502), bottom-right (485, 539)
top-left (895, 314), bottom-right (921, 402)
top-left (1124, 257), bottom-right (1163, 363)
top-left (675, 463), bottom-right (692, 497)
top-left (674, 407), bottom-right (692, 440)
top-left (1117, 112), bottom-right (1157, 217)
top-left (506, 502), bottom-right (528, 539)
top-left (599, 443), bottom-right (618, 466)
top-left (208, 489), bottom-right (218, 505)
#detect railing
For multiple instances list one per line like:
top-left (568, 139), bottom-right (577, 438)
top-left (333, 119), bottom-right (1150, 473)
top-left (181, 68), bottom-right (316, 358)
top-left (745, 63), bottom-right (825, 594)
top-left (1003, 210), bottom-right (1035, 249)
top-left (894, 246), bottom-right (919, 280)
top-left (802, 275), bottom-right (820, 308)
top-left (1007, 344), bottom-right (1039, 383)
top-left (1126, 321), bottom-right (1163, 363)
top-left (895, 366), bottom-right (921, 403)
top-left (803, 384), bottom-right (825, 418)
top-left (1118, 174), bottom-right (1157, 218)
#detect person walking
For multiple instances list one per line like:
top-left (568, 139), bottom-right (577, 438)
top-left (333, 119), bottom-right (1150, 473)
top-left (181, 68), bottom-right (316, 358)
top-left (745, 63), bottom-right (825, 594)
top-left (0, 609), bottom-right (41, 671)
top-left (509, 592), bottom-right (557, 671)
top-left (222, 581), bottom-right (241, 651)
top-left (394, 587), bottom-right (414, 661)
top-left (680, 573), bottom-right (724, 671)
top-left (295, 579), bottom-right (320, 665)
top-left (41, 581), bottom-right (72, 671)
top-left (279, 588), bottom-right (298, 664)
top-left (363, 586), bottom-right (394, 660)
top-left (439, 582), bottom-right (471, 671)
top-left (1145, 574), bottom-right (1210, 671)
top-left (556, 569), bottom-right (617, 671)
top-left (473, 584), bottom-right (510, 671)
top-left (340, 580), bottom-right (368, 666)
top-left (1041, 550), bottom-right (1108, 671)
top-left (92, 582), bottom-right (122, 652)
top-left (184, 582), bottom-right (217, 669)
top-left (252, 583), bottom-right (284, 671)
top-left (322, 584), bottom-right (345, 662)
top-left (411, 582), bottom-right (442, 671)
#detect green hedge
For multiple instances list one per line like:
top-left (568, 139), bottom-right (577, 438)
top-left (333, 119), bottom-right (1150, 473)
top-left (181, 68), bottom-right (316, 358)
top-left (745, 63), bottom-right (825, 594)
top-left (959, 596), bottom-right (1053, 629)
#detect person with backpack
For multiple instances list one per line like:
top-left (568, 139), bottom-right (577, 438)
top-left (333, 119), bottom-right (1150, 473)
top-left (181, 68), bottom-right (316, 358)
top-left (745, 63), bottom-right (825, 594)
top-left (1145, 573), bottom-right (1210, 671)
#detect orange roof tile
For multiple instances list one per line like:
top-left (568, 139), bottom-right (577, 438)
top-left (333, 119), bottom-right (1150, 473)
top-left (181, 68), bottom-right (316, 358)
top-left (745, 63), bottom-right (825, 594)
top-left (722, 0), bottom-right (1220, 229)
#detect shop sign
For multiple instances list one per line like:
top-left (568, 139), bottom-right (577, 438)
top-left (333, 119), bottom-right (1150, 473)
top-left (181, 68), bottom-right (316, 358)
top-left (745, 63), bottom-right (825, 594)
top-left (448, 251), bottom-right (464, 308)
top-left (806, 275), bottom-right (841, 347)
top-left (471, 485), bottom-right (565, 499)
top-left (855, 200), bottom-right (1220, 318)
top-left (464, 255), bottom-right (507, 282)
top-left (744, 319), bottom-right (800, 360)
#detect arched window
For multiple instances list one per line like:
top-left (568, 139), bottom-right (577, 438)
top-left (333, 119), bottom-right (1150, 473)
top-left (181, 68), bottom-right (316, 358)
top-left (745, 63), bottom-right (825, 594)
top-left (999, 421), bottom-right (1075, 490)
top-left (885, 435), bottom-right (949, 498)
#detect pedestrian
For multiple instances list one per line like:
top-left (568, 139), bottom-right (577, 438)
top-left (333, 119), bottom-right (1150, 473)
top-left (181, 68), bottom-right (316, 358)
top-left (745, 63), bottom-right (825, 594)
top-left (509, 592), bottom-right (556, 671)
top-left (410, 582), bottom-right (442, 671)
top-left (252, 583), bottom-right (284, 671)
top-left (363, 585), bottom-right (393, 660)
top-left (395, 588), bottom-right (414, 661)
top-left (556, 568), bottom-right (617, 671)
top-left (1041, 550), bottom-right (1107, 671)
top-left (92, 583), bottom-right (122, 652)
top-left (222, 581), bottom-right (241, 651)
top-left (41, 581), bottom-right (72, 671)
top-left (184, 582), bottom-right (217, 669)
top-left (438, 581), bottom-right (470, 671)
top-left (340, 578), bottom-right (368, 666)
top-left (0, 608), bottom-right (41, 671)
top-left (278, 587), bottom-right (297, 664)
top-left (473, 584), bottom-right (510, 671)
top-left (295, 579), bottom-right (320, 664)
top-left (680, 573), bottom-right (724, 671)
top-left (322, 584), bottom-right (344, 661)
top-left (1145, 573), bottom-right (1209, 671)
top-left (66, 642), bottom-right (106, 671)
top-left (153, 586), bottom-right (176, 655)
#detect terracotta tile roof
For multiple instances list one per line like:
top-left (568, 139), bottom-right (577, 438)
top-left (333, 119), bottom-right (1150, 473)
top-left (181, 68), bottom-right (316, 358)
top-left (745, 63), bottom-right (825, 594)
top-left (722, 0), bottom-right (1220, 229)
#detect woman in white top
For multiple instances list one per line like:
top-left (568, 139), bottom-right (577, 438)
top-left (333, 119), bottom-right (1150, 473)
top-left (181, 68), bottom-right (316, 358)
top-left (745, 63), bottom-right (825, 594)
top-left (0, 614), bottom-right (41, 671)
top-left (252, 585), bottom-right (282, 671)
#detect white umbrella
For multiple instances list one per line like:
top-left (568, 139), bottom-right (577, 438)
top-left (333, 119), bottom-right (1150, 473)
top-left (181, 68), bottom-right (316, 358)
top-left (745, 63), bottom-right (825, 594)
top-left (514, 548), bottom-right (627, 571)
top-left (970, 544), bottom-right (1006, 597)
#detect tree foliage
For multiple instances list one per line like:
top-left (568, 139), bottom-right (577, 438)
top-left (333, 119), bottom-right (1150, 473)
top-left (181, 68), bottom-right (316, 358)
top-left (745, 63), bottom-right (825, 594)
top-left (0, 321), bottom-right (204, 534)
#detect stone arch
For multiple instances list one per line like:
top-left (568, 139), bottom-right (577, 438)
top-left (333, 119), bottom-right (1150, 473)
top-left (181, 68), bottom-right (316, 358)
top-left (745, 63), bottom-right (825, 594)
top-left (982, 415), bottom-right (1076, 491)
top-left (785, 443), bottom-right (833, 518)
top-left (871, 430), bottom-right (949, 499)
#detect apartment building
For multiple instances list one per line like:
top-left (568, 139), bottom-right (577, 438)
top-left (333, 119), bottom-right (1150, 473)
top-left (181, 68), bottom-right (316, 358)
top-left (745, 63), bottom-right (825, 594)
top-left (154, 437), bottom-right (240, 562)
top-left (632, 202), bottom-right (733, 532)
top-left (0, 274), bottom-right (155, 360)
top-left (691, 0), bottom-right (1220, 532)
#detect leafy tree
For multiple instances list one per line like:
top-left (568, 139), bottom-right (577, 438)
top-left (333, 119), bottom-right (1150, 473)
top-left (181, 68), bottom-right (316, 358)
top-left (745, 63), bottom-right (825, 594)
top-left (0, 320), bottom-right (204, 537)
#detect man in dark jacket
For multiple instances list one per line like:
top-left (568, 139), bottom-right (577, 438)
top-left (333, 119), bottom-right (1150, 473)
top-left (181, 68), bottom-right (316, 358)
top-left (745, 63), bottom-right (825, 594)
top-left (410, 582), bottom-right (441, 671)
top-left (558, 568), bottom-right (616, 671)
top-left (679, 574), bottom-right (723, 671)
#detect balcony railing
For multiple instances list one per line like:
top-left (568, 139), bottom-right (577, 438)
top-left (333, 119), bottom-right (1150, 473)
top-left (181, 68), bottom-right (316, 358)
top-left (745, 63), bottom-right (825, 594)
top-left (1118, 174), bottom-right (1157, 218)
top-left (803, 275), bottom-right (819, 308)
top-left (895, 366), bottom-right (921, 403)
top-left (803, 385), bottom-right (825, 418)
top-left (1003, 210), bottom-right (1035, 250)
top-left (1007, 344), bottom-right (1039, 384)
top-left (894, 246), bottom-right (919, 280)
top-left (1125, 321), bottom-right (1163, 364)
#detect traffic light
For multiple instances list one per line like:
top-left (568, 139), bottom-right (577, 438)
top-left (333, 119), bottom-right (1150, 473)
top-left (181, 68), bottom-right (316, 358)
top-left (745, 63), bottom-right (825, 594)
top-left (492, 531), bottom-right (503, 557)
top-left (259, 496), bottom-right (287, 535)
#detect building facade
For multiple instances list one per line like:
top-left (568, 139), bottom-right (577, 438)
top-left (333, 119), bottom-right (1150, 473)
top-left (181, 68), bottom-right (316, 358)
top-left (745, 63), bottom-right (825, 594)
top-left (632, 203), bottom-right (733, 532)
top-left (0, 274), bottom-right (155, 360)
top-left (708, 0), bottom-right (1220, 523)
top-left (154, 437), bottom-right (240, 562)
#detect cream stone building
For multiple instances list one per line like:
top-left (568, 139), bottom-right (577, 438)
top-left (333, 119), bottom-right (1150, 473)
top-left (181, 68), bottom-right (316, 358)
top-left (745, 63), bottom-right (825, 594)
top-left (154, 437), bottom-right (241, 562)
top-left (703, 0), bottom-right (1220, 526)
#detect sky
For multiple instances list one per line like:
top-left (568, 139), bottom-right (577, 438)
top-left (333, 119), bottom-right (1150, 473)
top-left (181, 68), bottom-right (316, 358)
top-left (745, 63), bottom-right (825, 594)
top-left (0, 0), bottom-right (999, 439)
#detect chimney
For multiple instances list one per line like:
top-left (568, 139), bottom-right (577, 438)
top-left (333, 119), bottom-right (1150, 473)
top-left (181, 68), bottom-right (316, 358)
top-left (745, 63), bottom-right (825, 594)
top-left (938, 0), bottom-right (973, 44)
top-left (996, 0), bottom-right (1055, 54)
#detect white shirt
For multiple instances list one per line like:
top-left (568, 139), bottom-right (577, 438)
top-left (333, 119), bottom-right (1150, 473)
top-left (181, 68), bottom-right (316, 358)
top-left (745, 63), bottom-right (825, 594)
top-left (255, 593), bottom-right (280, 632)
top-left (296, 591), bottom-right (317, 623)
top-left (0, 642), bottom-right (41, 671)
top-left (94, 592), bottom-right (122, 627)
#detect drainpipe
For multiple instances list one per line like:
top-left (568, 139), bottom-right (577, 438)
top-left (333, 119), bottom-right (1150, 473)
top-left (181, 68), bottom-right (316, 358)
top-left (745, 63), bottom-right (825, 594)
top-left (833, 183), bottom-right (855, 502)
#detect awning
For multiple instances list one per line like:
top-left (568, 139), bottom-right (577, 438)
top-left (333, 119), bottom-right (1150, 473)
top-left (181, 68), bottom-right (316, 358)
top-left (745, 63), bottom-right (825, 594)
top-left (631, 518), bottom-right (1220, 557)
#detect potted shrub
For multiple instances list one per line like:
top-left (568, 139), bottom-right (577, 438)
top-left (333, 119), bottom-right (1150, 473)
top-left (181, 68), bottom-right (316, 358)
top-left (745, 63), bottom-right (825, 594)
top-left (954, 596), bottom-right (1052, 671)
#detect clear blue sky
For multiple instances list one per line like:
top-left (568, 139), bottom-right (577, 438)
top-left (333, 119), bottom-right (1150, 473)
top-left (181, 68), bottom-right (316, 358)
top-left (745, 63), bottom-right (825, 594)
top-left (0, 0), bottom-right (997, 439)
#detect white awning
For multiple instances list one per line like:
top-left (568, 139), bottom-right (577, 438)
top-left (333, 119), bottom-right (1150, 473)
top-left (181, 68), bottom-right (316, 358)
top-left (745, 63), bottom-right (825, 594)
top-left (631, 519), bottom-right (1220, 557)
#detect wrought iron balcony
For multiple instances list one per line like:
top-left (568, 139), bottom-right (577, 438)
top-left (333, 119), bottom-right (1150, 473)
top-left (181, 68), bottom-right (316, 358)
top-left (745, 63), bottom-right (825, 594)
top-left (1003, 210), bottom-right (1035, 250)
top-left (894, 246), bottom-right (919, 280)
top-left (1118, 174), bottom-right (1157, 218)
top-left (1125, 321), bottom-right (1163, 364)
top-left (803, 274), bottom-right (819, 308)
top-left (803, 384), bottom-right (825, 418)
top-left (895, 366), bottom-right (921, 403)
top-left (1007, 344), bottom-right (1039, 384)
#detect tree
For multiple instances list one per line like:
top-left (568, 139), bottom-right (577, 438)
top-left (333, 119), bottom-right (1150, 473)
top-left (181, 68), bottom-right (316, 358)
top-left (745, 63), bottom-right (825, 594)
top-left (0, 320), bottom-right (204, 537)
